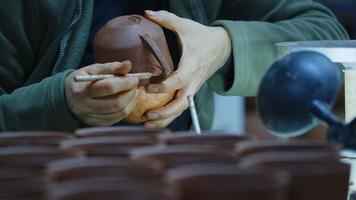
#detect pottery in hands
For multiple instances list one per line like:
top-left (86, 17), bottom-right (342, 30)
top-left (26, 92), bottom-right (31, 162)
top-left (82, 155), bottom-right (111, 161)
top-left (93, 15), bottom-right (175, 123)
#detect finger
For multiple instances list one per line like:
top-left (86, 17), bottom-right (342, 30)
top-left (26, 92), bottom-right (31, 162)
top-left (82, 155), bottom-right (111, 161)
top-left (146, 58), bottom-right (193, 93)
top-left (87, 89), bottom-right (138, 114)
top-left (85, 61), bottom-right (132, 75)
top-left (146, 93), bottom-right (189, 121)
top-left (86, 94), bottom-right (138, 125)
top-left (87, 76), bottom-right (138, 97)
top-left (144, 115), bottom-right (178, 129)
top-left (145, 10), bottom-right (181, 32)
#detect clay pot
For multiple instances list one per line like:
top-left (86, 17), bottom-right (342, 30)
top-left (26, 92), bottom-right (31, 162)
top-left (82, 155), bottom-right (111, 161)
top-left (93, 15), bottom-right (175, 123)
top-left (46, 157), bottom-right (162, 182)
top-left (0, 132), bottom-right (72, 147)
top-left (235, 139), bottom-right (339, 157)
top-left (47, 178), bottom-right (178, 200)
top-left (130, 145), bottom-right (237, 170)
top-left (61, 136), bottom-right (157, 156)
top-left (165, 164), bottom-right (290, 200)
top-left (240, 159), bottom-right (350, 200)
top-left (75, 126), bottom-right (169, 139)
top-left (159, 132), bottom-right (248, 149)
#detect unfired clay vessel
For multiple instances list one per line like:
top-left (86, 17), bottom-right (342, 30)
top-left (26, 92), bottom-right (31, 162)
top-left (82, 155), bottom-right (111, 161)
top-left (93, 15), bottom-right (175, 123)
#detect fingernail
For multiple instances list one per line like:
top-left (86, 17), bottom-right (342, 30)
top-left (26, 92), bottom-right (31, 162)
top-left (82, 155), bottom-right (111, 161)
top-left (147, 86), bottom-right (159, 93)
top-left (145, 10), bottom-right (155, 16)
top-left (145, 123), bottom-right (157, 128)
top-left (147, 113), bottom-right (160, 120)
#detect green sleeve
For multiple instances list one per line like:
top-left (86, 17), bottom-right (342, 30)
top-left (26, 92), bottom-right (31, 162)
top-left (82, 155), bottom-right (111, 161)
top-left (0, 70), bottom-right (80, 131)
top-left (208, 0), bottom-right (350, 96)
top-left (0, 1), bottom-right (79, 131)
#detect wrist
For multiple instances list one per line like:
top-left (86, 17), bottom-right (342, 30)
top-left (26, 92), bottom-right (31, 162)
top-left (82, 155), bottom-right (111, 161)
top-left (216, 26), bottom-right (232, 66)
top-left (209, 26), bottom-right (232, 72)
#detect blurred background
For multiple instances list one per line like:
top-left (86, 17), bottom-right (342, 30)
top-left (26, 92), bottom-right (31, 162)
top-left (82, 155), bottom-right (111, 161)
top-left (245, 0), bottom-right (356, 140)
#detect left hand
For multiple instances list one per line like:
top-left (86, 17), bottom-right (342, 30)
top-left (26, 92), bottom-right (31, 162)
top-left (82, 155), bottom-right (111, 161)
top-left (143, 10), bottom-right (232, 128)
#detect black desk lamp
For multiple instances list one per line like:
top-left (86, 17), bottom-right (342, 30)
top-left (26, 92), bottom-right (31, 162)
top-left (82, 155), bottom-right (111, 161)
top-left (257, 51), bottom-right (356, 149)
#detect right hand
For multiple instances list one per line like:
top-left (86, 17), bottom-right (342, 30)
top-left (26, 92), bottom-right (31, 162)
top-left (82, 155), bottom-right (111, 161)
top-left (65, 61), bottom-right (139, 126)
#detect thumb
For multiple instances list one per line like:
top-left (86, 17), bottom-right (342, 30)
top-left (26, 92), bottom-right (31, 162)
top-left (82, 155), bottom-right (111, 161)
top-left (85, 61), bottom-right (132, 75)
top-left (145, 10), bottom-right (182, 32)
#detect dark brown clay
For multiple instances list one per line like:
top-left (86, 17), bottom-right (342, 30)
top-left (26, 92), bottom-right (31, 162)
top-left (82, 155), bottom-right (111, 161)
top-left (0, 132), bottom-right (72, 147)
top-left (61, 136), bottom-right (157, 156)
top-left (235, 139), bottom-right (339, 157)
top-left (165, 164), bottom-right (290, 200)
top-left (130, 145), bottom-right (237, 169)
top-left (75, 126), bottom-right (169, 139)
top-left (46, 157), bottom-right (162, 182)
top-left (240, 159), bottom-right (350, 200)
top-left (93, 15), bottom-right (176, 123)
top-left (159, 132), bottom-right (248, 148)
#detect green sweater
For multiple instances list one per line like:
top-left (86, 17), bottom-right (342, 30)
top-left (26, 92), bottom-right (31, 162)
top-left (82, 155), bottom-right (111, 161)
top-left (0, 0), bottom-right (349, 132)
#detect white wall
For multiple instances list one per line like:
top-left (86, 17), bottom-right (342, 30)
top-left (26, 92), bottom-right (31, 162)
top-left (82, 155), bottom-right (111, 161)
top-left (211, 93), bottom-right (245, 134)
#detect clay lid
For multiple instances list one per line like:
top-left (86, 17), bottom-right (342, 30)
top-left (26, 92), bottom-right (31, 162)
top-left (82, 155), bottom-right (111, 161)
top-left (47, 157), bottom-right (162, 182)
top-left (0, 146), bottom-right (72, 167)
top-left (130, 145), bottom-right (237, 169)
top-left (0, 132), bottom-right (72, 147)
top-left (61, 136), bottom-right (157, 156)
top-left (235, 139), bottom-right (339, 157)
top-left (47, 178), bottom-right (178, 200)
top-left (159, 132), bottom-right (248, 147)
top-left (165, 164), bottom-right (290, 200)
top-left (75, 126), bottom-right (169, 138)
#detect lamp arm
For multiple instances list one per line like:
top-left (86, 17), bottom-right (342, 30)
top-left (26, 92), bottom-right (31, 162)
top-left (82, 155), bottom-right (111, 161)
top-left (310, 100), bottom-right (346, 142)
top-left (310, 100), bottom-right (356, 149)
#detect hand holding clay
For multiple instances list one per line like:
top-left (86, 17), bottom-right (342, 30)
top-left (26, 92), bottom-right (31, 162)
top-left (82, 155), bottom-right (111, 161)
top-left (144, 10), bottom-right (232, 128)
top-left (65, 61), bottom-right (139, 126)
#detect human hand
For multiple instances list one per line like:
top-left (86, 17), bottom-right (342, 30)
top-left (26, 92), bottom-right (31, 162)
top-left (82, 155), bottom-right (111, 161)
top-left (143, 10), bottom-right (232, 128)
top-left (65, 61), bottom-right (139, 126)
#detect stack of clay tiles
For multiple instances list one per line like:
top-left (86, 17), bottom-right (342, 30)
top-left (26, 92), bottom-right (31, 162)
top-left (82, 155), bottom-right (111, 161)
top-left (0, 127), bottom-right (351, 200)
top-left (46, 127), bottom-right (255, 200)
top-left (47, 127), bottom-right (177, 200)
